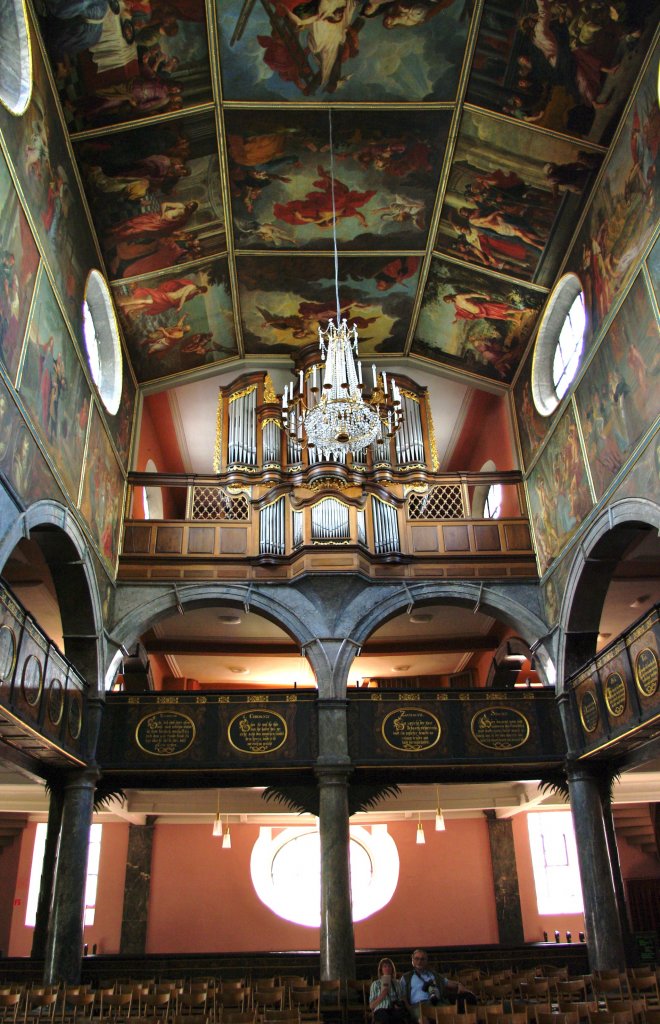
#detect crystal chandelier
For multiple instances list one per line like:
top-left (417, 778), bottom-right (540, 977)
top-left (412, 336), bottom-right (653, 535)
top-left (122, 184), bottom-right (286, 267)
top-left (280, 112), bottom-right (402, 461)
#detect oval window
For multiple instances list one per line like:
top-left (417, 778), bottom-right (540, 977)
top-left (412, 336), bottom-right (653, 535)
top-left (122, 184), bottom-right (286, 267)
top-left (532, 274), bottom-right (585, 416)
top-left (0, 0), bottom-right (32, 116)
top-left (83, 271), bottom-right (123, 415)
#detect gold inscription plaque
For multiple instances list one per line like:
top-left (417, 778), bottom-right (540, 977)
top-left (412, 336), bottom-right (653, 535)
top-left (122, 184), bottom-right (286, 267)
top-left (604, 671), bottom-right (627, 717)
top-left (470, 707), bottom-right (530, 751)
top-left (635, 648), bottom-right (659, 697)
top-left (228, 710), bottom-right (287, 754)
top-left (136, 711), bottom-right (196, 756)
top-left (579, 690), bottom-right (599, 734)
top-left (382, 708), bottom-right (441, 752)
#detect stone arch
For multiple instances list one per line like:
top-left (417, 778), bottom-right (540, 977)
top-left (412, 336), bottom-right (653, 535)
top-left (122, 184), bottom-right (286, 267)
top-left (556, 498), bottom-right (660, 691)
top-left (0, 500), bottom-right (104, 694)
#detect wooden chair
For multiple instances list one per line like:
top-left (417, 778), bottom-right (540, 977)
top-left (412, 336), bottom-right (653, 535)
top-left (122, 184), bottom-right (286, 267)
top-left (588, 1010), bottom-right (634, 1024)
top-left (486, 1013), bottom-right (526, 1024)
top-left (290, 987), bottom-right (320, 1023)
top-left (0, 993), bottom-right (21, 1024)
top-left (178, 991), bottom-right (208, 1019)
top-left (476, 1002), bottom-right (504, 1024)
top-left (98, 993), bottom-right (132, 1022)
top-left (23, 993), bottom-right (59, 1024)
top-left (556, 981), bottom-right (589, 1005)
top-left (255, 988), bottom-right (286, 1015)
top-left (263, 1012), bottom-right (301, 1024)
top-left (60, 993), bottom-right (96, 1024)
top-left (140, 992), bottom-right (171, 1021)
top-left (222, 1013), bottom-right (256, 1024)
top-left (537, 1011), bottom-right (579, 1024)
top-left (519, 981), bottom-right (551, 1005)
top-left (628, 975), bottom-right (660, 1008)
top-left (319, 980), bottom-right (341, 1014)
top-left (344, 981), bottom-right (369, 1024)
top-left (218, 988), bottom-right (251, 1014)
top-left (557, 1000), bottom-right (598, 1024)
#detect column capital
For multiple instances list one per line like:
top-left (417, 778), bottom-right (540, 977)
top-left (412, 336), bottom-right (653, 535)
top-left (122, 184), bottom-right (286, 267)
top-left (315, 764), bottom-right (353, 785)
top-left (63, 767), bottom-right (101, 794)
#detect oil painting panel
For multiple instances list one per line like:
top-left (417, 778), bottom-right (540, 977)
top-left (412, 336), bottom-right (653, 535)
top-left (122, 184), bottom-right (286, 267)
top-left (40, 0), bottom-right (212, 131)
top-left (104, 360), bottom-right (137, 469)
top-left (218, 0), bottom-right (471, 103)
top-left (564, 44), bottom-right (660, 351)
top-left (0, 151), bottom-right (40, 383)
top-left (112, 257), bottom-right (237, 383)
top-left (0, 378), bottom-right (63, 507)
top-left (413, 256), bottom-right (544, 383)
top-left (513, 346), bottom-right (554, 470)
top-left (646, 232), bottom-right (660, 306)
top-left (527, 404), bottom-right (593, 575)
top-left (237, 254), bottom-right (421, 356)
top-left (80, 405), bottom-right (124, 570)
top-left (225, 108), bottom-right (449, 252)
top-left (0, 14), bottom-right (100, 341)
top-left (575, 272), bottom-right (660, 500)
top-left (436, 107), bottom-right (601, 285)
top-left (74, 111), bottom-right (225, 277)
top-left (465, 0), bottom-right (658, 145)
top-left (18, 270), bottom-right (91, 500)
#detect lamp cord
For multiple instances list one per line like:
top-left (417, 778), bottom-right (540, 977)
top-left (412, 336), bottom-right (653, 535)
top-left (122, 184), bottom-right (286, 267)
top-left (328, 108), bottom-right (341, 327)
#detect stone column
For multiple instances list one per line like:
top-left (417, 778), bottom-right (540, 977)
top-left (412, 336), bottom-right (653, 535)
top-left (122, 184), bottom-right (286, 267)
top-left (305, 638), bottom-right (357, 983)
top-left (31, 787), bottom-right (64, 960)
top-left (120, 819), bottom-right (155, 954)
top-left (44, 768), bottom-right (98, 984)
top-left (484, 810), bottom-right (524, 945)
top-left (316, 763), bottom-right (355, 983)
top-left (566, 762), bottom-right (625, 970)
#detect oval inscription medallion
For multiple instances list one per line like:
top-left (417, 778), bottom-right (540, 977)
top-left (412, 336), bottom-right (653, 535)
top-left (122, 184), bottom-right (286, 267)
top-left (579, 690), bottom-right (599, 734)
top-left (635, 648), bottom-right (659, 698)
top-left (136, 711), bottom-right (196, 756)
top-left (471, 706), bottom-right (530, 750)
top-left (228, 710), bottom-right (287, 754)
top-left (604, 671), bottom-right (627, 717)
top-left (382, 708), bottom-right (441, 752)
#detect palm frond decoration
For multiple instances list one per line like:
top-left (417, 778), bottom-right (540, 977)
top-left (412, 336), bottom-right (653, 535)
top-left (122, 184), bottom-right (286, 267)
top-left (537, 769), bottom-right (569, 802)
top-left (262, 782), bottom-right (401, 817)
top-left (537, 764), bottom-right (621, 807)
top-left (45, 775), bottom-right (125, 813)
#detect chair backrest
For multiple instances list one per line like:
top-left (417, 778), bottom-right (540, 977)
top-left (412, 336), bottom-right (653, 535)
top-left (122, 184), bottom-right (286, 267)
top-left (222, 1014), bottom-right (256, 1024)
top-left (290, 987), bottom-right (320, 1010)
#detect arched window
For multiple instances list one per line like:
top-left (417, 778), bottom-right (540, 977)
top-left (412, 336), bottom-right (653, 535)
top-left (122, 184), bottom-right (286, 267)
top-left (474, 460), bottom-right (502, 519)
top-left (143, 459), bottom-right (163, 520)
top-left (0, 0), bottom-right (32, 116)
top-left (83, 271), bottom-right (123, 415)
top-left (532, 274), bottom-right (585, 416)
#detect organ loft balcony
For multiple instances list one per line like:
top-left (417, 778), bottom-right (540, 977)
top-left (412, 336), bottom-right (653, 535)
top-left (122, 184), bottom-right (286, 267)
top-left (120, 372), bottom-right (537, 583)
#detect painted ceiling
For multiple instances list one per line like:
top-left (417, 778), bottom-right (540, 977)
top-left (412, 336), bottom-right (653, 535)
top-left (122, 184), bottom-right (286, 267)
top-left (35, 0), bottom-right (659, 398)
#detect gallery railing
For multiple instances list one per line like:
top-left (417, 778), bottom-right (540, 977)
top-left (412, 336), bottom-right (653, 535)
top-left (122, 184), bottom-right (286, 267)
top-left (0, 579), bottom-right (89, 767)
top-left (120, 470), bottom-right (537, 581)
top-left (565, 603), bottom-right (660, 760)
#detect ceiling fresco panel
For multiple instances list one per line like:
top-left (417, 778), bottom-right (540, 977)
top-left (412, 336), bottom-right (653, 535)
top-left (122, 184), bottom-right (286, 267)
top-left (465, 0), bottom-right (659, 145)
top-left (237, 254), bottom-right (420, 356)
top-left (412, 254), bottom-right (545, 383)
top-left (226, 108), bottom-right (450, 251)
top-left (217, 0), bottom-right (474, 102)
top-left (73, 111), bottom-right (225, 278)
top-left (435, 106), bottom-right (602, 285)
top-left (111, 257), bottom-right (237, 383)
top-left (40, 0), bottom-right (212, 131)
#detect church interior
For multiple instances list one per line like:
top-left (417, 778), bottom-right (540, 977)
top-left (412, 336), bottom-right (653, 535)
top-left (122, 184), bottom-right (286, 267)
top-left (0, 0), bottom-right (658, 985)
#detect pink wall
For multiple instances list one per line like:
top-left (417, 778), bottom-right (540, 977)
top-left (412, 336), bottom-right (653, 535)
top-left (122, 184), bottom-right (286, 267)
top-left (146, 819), bottom-right (499, 953)
top-left (0, 830), bottom-right (23, 957)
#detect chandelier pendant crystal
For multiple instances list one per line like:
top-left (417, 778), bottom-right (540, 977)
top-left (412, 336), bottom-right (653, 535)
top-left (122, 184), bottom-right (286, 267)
top-left (280, 111), bottom-right (402, 461)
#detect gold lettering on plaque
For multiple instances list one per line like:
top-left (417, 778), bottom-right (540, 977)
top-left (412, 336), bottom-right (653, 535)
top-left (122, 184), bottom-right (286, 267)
top-left (470, 707), bottom-right (530, 751)
top-left (136, 711), bottom-right (196, 756)
top-left (604, 672), bottom-right (627, 717)
top-left (382, 708), bottom-right (441, 752)
top-left (228, 710), bottom-right (287, 754)
top-left (635, 648), bottom-right (659, 698)
top-left (579, 690), bottom-right (599, 734)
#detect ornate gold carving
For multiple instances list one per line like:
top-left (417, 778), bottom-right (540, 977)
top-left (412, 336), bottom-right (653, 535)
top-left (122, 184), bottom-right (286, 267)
top-left (579, 690), bottom-right (599, 733)
top-left (470, 707), bottom-right (530, 750)
top-left (382, 708), bottom-right (441, 752)
top-left (604, 672), bottom-right (627, 717)
top-left (426, 396), bottom-right (439, 472)
top-left (136, 711), bottom-right (196, 756)
top-left (229, 384), bottom-right (258, 404)
top-left (400, 389), bottom-right (419, 403)
top-left (262, 416), bottom-right (282, 430)
top-left (213, 390), bottom-right (223, 474)
top-left (228, 709), bottom-right (287, 754)
top-left (308, 477), bottom-right (353, 492)
top-left (264, 373), bottom-right (277, 403)
top-left (635, 647), bottom-right (659, 697)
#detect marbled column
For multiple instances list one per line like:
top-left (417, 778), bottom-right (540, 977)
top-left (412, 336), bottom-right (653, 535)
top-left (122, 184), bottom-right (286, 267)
top-left (316, 764), bottom-right (355, 983)
top-left (484, 810), bottom-right (525, 945)
top-left (566, 762), bottom-right (626, 970)
top-left (44, 768), bottom-right (98, 984)
top-left (119, 819), bottom-right (154, 954)
top-left (31, 786), bottom-right (63, 960)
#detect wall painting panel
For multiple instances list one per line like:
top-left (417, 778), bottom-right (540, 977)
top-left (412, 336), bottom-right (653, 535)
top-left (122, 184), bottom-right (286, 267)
top-left (576, 272), bottom-right (660, 500)
top-left (80, 406), bottom-right (124, 571)
top-left (18, 269), bottom-right (91, 500)
top-left (0, 150), bottom-right (40, 384)
top-left (0, 378), bottom-right (63, 507)
top-left (527, 404), bottom-right (593, 575)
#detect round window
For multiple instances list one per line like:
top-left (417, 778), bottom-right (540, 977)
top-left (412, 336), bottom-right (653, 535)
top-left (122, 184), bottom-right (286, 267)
top-left (250, 824), bottom-right (399, 927)
top-left (82, 271), bottom-right (123, 415)
top-left (484, 483), bottom-right (502, 519)
top-left (532, 274), bottom-right (585, 417)
top-left (0, 0), bottom-right (32, 116)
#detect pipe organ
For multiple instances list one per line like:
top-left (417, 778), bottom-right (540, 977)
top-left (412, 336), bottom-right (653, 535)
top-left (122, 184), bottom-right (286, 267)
top-left (372, 497), bottom-right (401, 554)
top-left (214, 372), bottom-right (436, 475)
top-left (311, 499), bottom-right (351, 543)
top-left (260, 496), bottom-right (286, 555)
